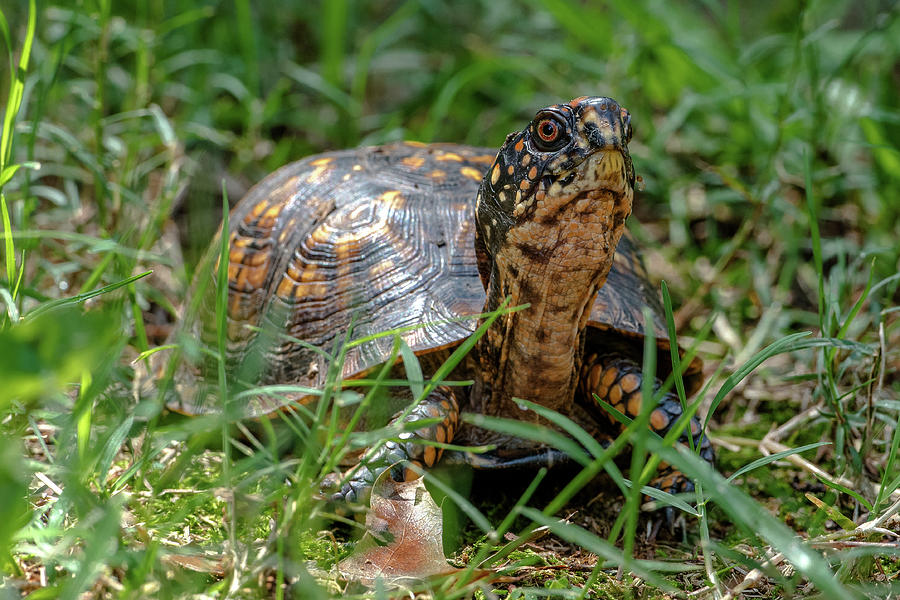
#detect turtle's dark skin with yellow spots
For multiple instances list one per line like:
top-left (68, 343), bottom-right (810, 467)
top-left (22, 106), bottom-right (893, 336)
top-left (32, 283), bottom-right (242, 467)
top-left (173, 96), bottom-right (713, 510)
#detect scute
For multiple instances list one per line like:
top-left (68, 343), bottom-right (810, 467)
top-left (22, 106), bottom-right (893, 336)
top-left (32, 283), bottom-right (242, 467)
top-left (177, 142), bottom-right (700, 415)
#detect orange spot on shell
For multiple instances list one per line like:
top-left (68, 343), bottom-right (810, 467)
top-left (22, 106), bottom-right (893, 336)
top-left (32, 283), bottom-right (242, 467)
top-left (402, 156), bottom-right (425, 169)
top-left (276, 275), bottom-right (297, 300)
top-left (435, 152), bottom-right (464, 162)
top-left (514, 138), bottom-right (524, 152)
top-left (460, 166), bottom-right (482, 182)
top-left (299, 264), bottom-right (324, 282)
top-left (380, 190), bottom-right (405, 205)
top-left (305, 165), bottom-right (330, 183)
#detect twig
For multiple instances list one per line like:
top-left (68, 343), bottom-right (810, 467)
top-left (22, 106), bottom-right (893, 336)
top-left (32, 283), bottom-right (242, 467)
top-left (762, 402), bottom-right (824, 443)
top-left (719, 497), bottom-right (900, 598)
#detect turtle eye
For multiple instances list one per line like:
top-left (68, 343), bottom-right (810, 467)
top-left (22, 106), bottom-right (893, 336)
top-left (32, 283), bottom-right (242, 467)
top-left (532, 114), bottom-right (568, 152)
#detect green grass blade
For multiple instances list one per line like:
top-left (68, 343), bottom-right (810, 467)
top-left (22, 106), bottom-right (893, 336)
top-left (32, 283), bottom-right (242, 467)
top-left (76, 370), bottom-right (93, 467)
top-left (461, 412), bottom-right (591, 467)
top-left (0, 161), bottom-right (39, 187)
top-left (97, 415), bottom-right (134, 488)
top-left (650, 440), bottom-right (851, 598)
top-left (350, 0), bottom-right (418, 107)
top-left (422, 299), bottom-right (525, 397)
top-left (233, 0), bottom-right (259, 95)
top-left (398, 337), bottom-right (424, 401)
top-left (726, 442), bottom-right (831, 484)
top-left (804, 149), bottom-right (826, 330)
top-left (416, 467), bottom-right (493, 535)
top-left (0, 285), bottom-right (17, 322)
top-left (813, 473), bottom-right (874, 513)
top-left (0, 8), bottom-right (11, 63)
top-left (0, 0), bottom-right (35, 172)
top-left (216, 189), bottom-right (230, 404)
top-left (0, 195), bottom-right (13, 293)
top-left (617, 477), bottom-right (700, 516)
top-left (661, 281), bottom-right (688, 408)
top-left (518, 507), bottom-right (678, 592)
top-left (705, 331), bottom-right (812, 431)
top-left (836, 258), bottom-right (875, 341)
top-left (874, 407), bottom-right (900, 513)
top-left (321, 0), bottom-right (348, 89)
top-left (24, 270), bottom-right (152, 321)
top-left (511, 398), bottom-right (605, 458)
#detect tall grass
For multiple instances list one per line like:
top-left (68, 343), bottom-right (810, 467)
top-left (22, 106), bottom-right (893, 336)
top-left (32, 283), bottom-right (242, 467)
top-left (0, 0), bottom-right (897, 597)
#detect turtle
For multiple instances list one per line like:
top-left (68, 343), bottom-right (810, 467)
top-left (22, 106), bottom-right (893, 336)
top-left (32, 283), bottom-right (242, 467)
top-left (171, 95), bottom-right (714, 508)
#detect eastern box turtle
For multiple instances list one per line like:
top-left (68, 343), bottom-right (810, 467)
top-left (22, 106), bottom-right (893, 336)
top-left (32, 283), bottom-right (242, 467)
top-left (172, 96), bottom-right (714, 506)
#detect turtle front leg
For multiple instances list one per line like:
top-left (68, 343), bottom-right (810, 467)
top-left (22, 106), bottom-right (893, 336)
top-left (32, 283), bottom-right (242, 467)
top-left (330, 386), bottom-right (460, 505)
top-left (579, 354), bottom-right (714, 495)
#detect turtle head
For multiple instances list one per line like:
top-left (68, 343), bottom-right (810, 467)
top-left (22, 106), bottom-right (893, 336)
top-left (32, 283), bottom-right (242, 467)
top-left (472, 96), bottom-right (637, 416)
top-left (474, 96), bottom-right (635, 290)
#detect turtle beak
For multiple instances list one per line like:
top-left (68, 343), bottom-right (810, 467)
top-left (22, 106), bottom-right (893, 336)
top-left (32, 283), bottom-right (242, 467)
top-left (571, 100), bottom-right (635, 190)
top-left (577, 99), bottom-right (632, 155)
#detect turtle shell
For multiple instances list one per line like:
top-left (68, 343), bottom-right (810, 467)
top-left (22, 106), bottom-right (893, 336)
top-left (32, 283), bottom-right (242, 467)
top-left (174, 142), bottom-right (701, 415)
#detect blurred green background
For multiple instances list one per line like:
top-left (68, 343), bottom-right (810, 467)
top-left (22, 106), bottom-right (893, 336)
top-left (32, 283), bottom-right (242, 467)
top-left (3, 0), bottom-right (897, 319)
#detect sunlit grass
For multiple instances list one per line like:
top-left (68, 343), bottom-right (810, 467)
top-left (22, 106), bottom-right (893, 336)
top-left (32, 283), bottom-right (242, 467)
top-left (0, 0), bottom-right (897, 597)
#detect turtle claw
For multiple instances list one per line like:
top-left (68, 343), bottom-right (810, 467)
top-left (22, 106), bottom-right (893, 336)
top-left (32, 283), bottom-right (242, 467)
top-left (650, 469), bottom-right (696, 496)
top-left (322, 466), bottom-right (379, 509)
top-left (644, 469), bottom-right (696, 537)
top-left (322, 457), bottom-right (413, 511)
top-left (646, 509), bottom-right (670, 541)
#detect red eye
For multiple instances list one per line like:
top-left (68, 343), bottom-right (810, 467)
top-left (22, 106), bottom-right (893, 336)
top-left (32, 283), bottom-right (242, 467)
top-left (537, 119), bottom-right (558, 142)
top-left (532, 114), bottom-right (568, 152)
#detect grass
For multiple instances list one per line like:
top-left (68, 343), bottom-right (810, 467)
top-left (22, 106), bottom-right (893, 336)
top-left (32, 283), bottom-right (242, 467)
top-left (1, 0), bottom-right (899, 597)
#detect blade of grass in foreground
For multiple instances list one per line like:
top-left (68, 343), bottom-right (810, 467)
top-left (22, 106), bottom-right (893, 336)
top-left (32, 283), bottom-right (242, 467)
top-left (0, 0), bottom-right (36, 311)
top-left (513, 397), bottom-right (699, 516)
top-left (213, 183), bottom-right (242, 590)
top-left (24, 270), bottom-right (152, 320)
top-left (518, 507), bottom-right (679, 593)
top-left (650, 440), bottom-right (850, 598)
top-left (726, 441), bottom-right (831, 484)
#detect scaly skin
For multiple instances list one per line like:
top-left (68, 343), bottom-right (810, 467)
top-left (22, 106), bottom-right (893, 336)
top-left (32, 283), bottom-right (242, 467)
top-left (471, 98), bottom-right (634, 442)
top-left (579, 353), bottom-right (714, 496)
top-left (331, 386), bottom-right (459, 506)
